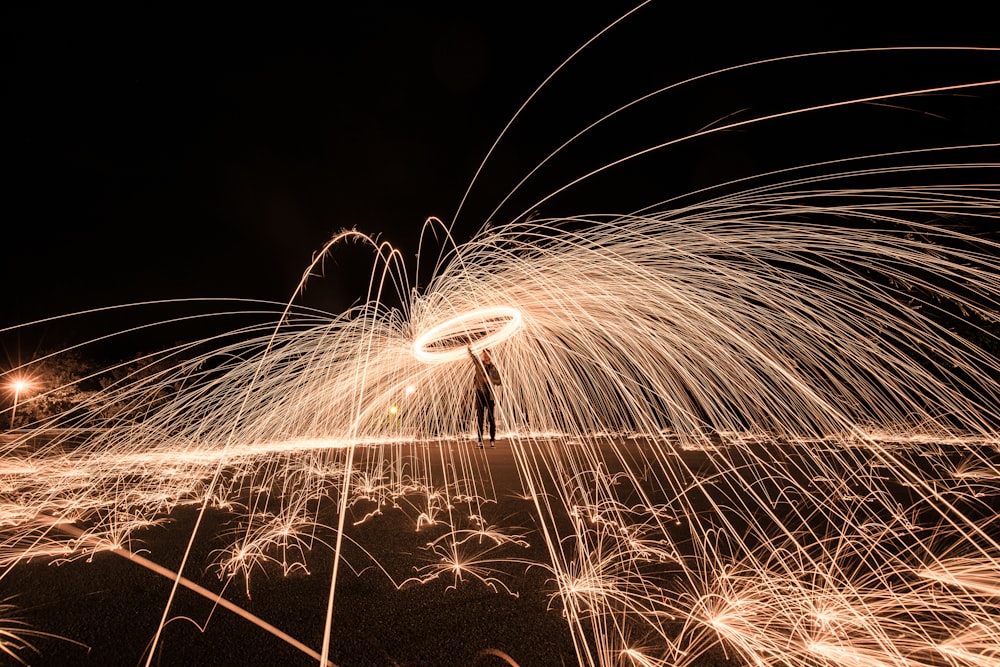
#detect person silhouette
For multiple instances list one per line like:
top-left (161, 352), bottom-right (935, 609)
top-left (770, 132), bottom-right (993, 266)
top-left (468, 344), bottom-right (497, 448)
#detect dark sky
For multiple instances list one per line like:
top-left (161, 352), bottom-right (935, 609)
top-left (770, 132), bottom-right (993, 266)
top-left (3, 2), bottom-right (998, 359)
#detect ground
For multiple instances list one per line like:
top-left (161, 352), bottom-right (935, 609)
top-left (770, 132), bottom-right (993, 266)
top-left (7, 440), bottom-right (578, 667)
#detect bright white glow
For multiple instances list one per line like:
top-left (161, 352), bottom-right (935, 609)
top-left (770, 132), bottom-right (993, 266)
top-left (411, 305), bottom-right (523, 364)
top-left (7, 377), bottom-right (34, 429)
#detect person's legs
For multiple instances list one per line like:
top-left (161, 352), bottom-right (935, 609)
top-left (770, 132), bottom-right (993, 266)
top-left (475, 391), bottom-right (486, 444)
top-left (487, 397), bottom-right (496, 444)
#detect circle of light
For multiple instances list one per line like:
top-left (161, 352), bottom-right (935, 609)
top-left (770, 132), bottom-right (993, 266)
top-left (411, 306), bottom-right (523, 364)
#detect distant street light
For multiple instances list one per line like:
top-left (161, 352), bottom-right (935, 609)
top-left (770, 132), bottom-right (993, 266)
top-left (8, 378), bottom-right (32, 430)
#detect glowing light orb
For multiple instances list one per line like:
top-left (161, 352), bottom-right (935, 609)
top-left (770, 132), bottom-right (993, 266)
top-left (411, 305), bottom-right (523, 364)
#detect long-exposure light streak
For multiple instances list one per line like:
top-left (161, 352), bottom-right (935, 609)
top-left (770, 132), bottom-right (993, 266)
top-left (40, 516), bottom-right (337, 666)
top-left (411, 305), bottom-right (524, 364)
top-left (1, 25), bottom-right (999, 667)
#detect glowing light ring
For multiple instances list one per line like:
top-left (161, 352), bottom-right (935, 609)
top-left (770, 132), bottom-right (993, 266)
top-left (412, 306), bottom-right (523, 364)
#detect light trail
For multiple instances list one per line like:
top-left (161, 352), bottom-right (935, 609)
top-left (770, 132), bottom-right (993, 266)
top-left (41, 516), bottom-right (338, 666)
top-left (411, 305), bottom-right (524, 364)
top-left (1, 29), bottom-right (1000, 667)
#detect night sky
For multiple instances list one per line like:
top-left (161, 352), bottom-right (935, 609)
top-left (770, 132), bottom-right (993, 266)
top-left (3, 3), bottom-right (997, 360)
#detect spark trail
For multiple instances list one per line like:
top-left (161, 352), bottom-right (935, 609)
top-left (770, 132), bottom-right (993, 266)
top-left (2, 36), bottom-right (1000, 667)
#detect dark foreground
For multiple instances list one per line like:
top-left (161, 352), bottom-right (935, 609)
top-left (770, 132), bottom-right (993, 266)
top-left (7, 441), bottom-right (576, 667)
top-left (11, 432), bottom-right (988, 666)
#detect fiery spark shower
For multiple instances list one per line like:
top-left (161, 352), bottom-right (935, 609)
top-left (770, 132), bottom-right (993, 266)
top-left (3, 28), bottom-right (1000, 667)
